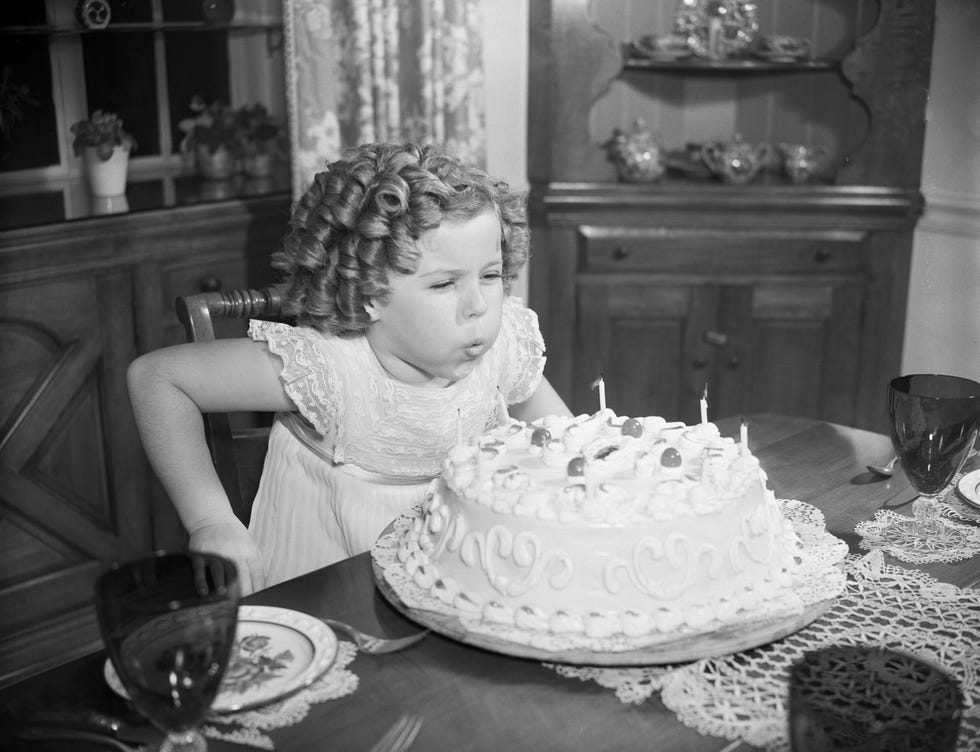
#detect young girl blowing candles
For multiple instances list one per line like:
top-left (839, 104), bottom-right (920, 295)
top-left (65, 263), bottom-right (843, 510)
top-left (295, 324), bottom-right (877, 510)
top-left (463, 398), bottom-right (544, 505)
top-left (127, 142), bottom-right (572, 594)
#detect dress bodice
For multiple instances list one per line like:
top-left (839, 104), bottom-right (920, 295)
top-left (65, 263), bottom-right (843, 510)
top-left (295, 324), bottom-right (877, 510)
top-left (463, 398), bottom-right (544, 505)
top-left (248, 296), bottom-right (546, 479)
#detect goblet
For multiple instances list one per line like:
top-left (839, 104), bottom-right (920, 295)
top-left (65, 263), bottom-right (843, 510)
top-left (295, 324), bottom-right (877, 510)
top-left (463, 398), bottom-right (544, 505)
top-left (95, 551), bottom-right (240, 752)
top-left (789, 645), bottom-right (963, 751)
top-left (887, 374), bottom-right (980, 535)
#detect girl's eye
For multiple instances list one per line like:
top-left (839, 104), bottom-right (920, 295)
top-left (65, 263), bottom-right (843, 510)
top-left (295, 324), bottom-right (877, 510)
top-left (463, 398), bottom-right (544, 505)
top-left (482, 270), bottom-right (503, 281)
top-left (430, 280), bottom-right (454, 290)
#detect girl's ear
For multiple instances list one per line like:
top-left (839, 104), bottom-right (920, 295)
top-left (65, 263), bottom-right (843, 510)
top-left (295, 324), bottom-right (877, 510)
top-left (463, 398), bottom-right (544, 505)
top-left (363, 298), bottom-right (381, 322)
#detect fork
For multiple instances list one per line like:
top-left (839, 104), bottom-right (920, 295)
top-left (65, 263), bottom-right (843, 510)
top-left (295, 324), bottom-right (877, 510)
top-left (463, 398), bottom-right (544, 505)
top-left (321, 618), bottom-right (428, 654)
top-left (368, 713), bottom-right (422, 752)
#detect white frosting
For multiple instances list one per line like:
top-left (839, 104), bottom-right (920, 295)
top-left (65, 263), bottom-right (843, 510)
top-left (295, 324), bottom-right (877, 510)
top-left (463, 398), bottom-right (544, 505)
top-left (395, 413), bottom-right (803, 639)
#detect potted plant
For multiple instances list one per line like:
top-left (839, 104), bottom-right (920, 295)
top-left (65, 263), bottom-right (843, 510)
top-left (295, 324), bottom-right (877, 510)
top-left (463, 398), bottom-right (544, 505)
top-left (70, 110), bottom-right (137, 196)
top-left (178, 96), bottom-right (242, 180)
top-left (236, 103), bottom-right (286, 178)
top-left (0, 65), bottom-right (38, 143)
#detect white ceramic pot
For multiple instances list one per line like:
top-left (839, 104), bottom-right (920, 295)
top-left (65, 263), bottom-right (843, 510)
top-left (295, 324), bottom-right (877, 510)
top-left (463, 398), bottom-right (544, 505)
top-left (83, 144), bottom-right (130, 197)
top-left (243, 152), bottom-right (274, 178)
top-left (196, 143), bottom-right (237, 180)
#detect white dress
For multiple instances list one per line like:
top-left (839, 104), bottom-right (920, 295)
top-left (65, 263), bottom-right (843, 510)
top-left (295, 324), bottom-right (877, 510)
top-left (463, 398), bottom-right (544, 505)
top-left (246, 297), bottom-right (546, 587)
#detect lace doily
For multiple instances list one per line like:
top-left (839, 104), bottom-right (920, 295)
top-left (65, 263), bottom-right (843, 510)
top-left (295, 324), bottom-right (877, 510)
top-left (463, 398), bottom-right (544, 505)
top-left (373, 500), bottom-right (848, 658)
top-left (856, 510), bottom-right (980, 564)
top-left (856, 465), bottom-right (980, 564)
top-left (201, 640), bottom-right (359, 750)
top-left (549, 550), bottom-right (980, 752)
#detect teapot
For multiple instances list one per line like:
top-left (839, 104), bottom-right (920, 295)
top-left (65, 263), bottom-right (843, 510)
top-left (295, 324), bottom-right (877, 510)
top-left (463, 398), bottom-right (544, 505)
top-left (779, 142), bottom-right (829, 184)
top-left (700, 133), bottom-right (771, 184)
top-left (604, 118), bottom-right (665, 183)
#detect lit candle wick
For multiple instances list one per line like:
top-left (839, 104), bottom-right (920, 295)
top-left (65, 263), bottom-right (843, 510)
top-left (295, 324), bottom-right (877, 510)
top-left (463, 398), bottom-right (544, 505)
top-left (700, 384), bottom-right (709, 424)
top-left (456, 408), bottom-right (463, 445)
top-left (740, 418), bottom-right (748, 451)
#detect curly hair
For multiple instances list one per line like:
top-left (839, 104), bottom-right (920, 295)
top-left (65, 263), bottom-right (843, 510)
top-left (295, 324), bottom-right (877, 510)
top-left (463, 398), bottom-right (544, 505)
top-left (272, 142), bottom-right (529, 336)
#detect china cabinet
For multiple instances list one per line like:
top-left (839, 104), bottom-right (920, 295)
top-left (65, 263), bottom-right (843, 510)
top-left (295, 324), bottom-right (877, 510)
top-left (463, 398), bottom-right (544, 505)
top-left (527, 0), bottom-right (935, 431)
top-left (0, 188), bottom-right (289, 687)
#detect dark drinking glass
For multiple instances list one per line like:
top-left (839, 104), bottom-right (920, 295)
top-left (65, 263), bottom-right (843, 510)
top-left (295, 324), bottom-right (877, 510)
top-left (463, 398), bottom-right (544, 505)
top-left (95, 551), bottom-right (240, 752)
top-left (789, 646), bottom-right (963, 751)
top-left (887, 374), bottom-right (980, 534)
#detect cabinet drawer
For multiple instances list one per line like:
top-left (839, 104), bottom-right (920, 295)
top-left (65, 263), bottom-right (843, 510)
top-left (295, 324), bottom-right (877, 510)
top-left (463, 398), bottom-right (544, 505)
top-left (579, 227), bottom-right (869, 275)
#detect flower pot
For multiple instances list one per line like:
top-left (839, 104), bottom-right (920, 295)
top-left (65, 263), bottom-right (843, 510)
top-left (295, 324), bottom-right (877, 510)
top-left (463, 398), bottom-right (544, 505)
top-left (242, 152), bottom-right (274, 178)
top-left (83, 144), bottom-right (130, 196)
top-left (195, 143), bottom-right (237, 180)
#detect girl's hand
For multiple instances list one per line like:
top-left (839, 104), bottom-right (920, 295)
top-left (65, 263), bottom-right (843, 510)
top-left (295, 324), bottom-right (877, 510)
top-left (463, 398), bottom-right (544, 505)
top-left (189, 519), bottom-right (267, 596)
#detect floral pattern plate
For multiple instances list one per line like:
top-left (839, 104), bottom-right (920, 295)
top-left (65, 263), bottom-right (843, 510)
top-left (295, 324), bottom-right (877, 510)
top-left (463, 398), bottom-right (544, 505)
top-left (104, 605), bottom-right (338, 713)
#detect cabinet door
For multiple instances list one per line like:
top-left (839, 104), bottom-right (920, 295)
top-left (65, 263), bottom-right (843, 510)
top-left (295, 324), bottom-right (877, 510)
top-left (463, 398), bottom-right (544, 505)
top-left (0, 271), bottom-right (153, 685)
top-left (576, 278), bottom-right (716, 423)
top-left (715, 281), bottom-right (866, 424)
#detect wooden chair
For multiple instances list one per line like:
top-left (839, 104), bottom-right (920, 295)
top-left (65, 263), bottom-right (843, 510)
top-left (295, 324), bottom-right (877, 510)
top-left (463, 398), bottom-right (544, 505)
top-left (175, 284), bottom-right (289, 524)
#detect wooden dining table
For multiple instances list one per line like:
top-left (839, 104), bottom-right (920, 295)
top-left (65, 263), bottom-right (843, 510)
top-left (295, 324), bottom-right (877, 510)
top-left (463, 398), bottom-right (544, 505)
top-left (3, 414), bottom-right (979, 752)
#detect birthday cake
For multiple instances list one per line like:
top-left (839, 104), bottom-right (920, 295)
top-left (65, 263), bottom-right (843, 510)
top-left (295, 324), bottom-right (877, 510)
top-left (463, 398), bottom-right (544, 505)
top-left (391, 410), bottom-right (806, 641)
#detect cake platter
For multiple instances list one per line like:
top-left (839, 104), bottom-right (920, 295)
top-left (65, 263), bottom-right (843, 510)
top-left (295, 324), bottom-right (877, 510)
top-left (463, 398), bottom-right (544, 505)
top-left (371, 500), bottom-right (847, 666)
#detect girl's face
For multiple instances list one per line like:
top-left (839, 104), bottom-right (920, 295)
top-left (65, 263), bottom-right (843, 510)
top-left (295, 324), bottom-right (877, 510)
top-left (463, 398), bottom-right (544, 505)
top-left (364, 209), bottom-right (505, 387)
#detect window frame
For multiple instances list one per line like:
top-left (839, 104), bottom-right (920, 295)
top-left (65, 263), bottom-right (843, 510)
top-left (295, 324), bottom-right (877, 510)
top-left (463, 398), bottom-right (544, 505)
top-left (0, 0), bottom-right (285, 188)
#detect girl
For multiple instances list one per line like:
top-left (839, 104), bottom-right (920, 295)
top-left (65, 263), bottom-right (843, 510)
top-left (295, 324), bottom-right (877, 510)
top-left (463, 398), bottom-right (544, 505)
top-left (127, 142), bottom-right (572, 594)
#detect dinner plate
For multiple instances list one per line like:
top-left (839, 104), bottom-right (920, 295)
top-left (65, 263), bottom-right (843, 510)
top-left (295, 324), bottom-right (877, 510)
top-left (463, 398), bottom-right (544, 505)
top-left (956, 469), bottom-right (980, 509)
top-left (104, 605), bottom-right (338, 713)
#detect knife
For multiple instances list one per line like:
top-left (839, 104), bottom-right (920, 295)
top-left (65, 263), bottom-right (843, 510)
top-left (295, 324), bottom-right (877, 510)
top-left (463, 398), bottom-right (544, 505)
top-left (17, 708), bottom-right (158, 748)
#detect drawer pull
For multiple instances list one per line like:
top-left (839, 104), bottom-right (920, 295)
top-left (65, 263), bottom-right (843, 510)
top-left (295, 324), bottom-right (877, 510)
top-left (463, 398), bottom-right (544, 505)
top-left (814, 248), bottom-right (832, 263)
top-left (703, 330), bottom-right (729, 347)
top-left (728, 355), bottom-right (741, 369)
top-left (612, 246), bottom-right (631, 260)
top-left (199, 275), bottom-right (222, 292)
top-left (693, 355), bottom-right (708, 369)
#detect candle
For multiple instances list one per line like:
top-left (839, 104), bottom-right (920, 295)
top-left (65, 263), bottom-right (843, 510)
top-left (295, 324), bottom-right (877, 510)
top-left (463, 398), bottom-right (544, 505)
top-left (740, 418), bottom-right (748, 450)
top-left (456, 408), bottom-right (463, 445)
top-left (496, 386), bottom-right (509, 425)
top-left (592, 373), bottom-right (606, 413)
top-left (700, 384), bottom-right (709, 424)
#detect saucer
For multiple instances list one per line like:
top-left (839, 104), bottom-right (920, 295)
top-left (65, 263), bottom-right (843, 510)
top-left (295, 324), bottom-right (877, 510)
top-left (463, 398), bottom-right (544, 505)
top-left (957, 469), bottom-right (980, 508)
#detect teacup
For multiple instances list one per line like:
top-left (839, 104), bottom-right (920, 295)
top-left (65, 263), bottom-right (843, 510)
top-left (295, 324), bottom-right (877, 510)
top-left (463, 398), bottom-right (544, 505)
top-left (604, 119), bottom-right (665, 183)
top-left (779, 143), bottom-right (828, 184)
top-left (701, 134), bottom-right (772, 184)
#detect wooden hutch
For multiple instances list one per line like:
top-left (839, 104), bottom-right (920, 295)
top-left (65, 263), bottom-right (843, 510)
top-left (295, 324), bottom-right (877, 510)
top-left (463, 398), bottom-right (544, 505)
top-left (527, 0), bottom-right (935, 431)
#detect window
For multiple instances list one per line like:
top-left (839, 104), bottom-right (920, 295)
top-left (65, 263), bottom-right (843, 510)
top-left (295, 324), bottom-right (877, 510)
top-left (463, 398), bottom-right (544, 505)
top-left (0, 0), bottom-right (284, 183)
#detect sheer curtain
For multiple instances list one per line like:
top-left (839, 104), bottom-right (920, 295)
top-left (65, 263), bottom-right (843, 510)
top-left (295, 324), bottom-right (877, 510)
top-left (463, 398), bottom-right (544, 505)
top-left (282, 0), bottom-right (486, 200)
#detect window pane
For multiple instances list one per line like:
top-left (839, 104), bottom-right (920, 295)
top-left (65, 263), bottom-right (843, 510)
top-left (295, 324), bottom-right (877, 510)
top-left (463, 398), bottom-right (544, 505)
top-left (0, 36), bottom-right (59, 171)
top-left (107, 0), bottom-right (151, 23)
top-left (166, 31), bottom-right (230, 150)
top-left (82, 34), bottom-right (159, 157)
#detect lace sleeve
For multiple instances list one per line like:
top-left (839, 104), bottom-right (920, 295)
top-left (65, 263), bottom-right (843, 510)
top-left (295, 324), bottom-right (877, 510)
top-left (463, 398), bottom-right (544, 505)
top-left (247, 320), bottom-right (340, 437)
top-left (499, 297), bottom-right (546, 405)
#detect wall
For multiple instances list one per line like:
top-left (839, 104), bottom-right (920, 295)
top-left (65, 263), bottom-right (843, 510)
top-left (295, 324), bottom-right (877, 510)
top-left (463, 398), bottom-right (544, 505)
top-left (901, 0), bottom-right (980, 383)
top-left (484, 0), bottom-right (980, 385)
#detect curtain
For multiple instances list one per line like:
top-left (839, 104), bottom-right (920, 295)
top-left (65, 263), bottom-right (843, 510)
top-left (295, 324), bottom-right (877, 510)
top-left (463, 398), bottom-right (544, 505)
top-left (282, 0), bottom-right (486, 200)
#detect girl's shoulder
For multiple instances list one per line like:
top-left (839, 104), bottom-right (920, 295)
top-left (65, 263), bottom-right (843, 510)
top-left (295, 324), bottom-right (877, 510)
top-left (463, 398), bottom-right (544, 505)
top-left (248, 319), bottom-right (373, 379)
top-left (500, 296), bottom-right (544, 350)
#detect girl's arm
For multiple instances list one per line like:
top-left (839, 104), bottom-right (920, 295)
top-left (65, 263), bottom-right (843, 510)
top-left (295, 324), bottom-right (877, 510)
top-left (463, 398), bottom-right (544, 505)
top-left (509, 376), bottom-right (573, 423)
top-left (126, 338), bottom-right (292, 594)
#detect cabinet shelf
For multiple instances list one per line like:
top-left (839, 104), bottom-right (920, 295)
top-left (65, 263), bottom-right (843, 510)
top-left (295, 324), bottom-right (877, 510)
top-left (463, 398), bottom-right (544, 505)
top-left (622, 56), bottom-right (838, 74)
top-left (0, 22), bottom-right (282, 36)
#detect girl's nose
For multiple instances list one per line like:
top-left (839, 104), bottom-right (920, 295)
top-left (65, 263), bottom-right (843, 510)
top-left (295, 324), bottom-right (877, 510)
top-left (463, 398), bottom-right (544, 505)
top-left (461, 281), bottom-right (488, 319)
